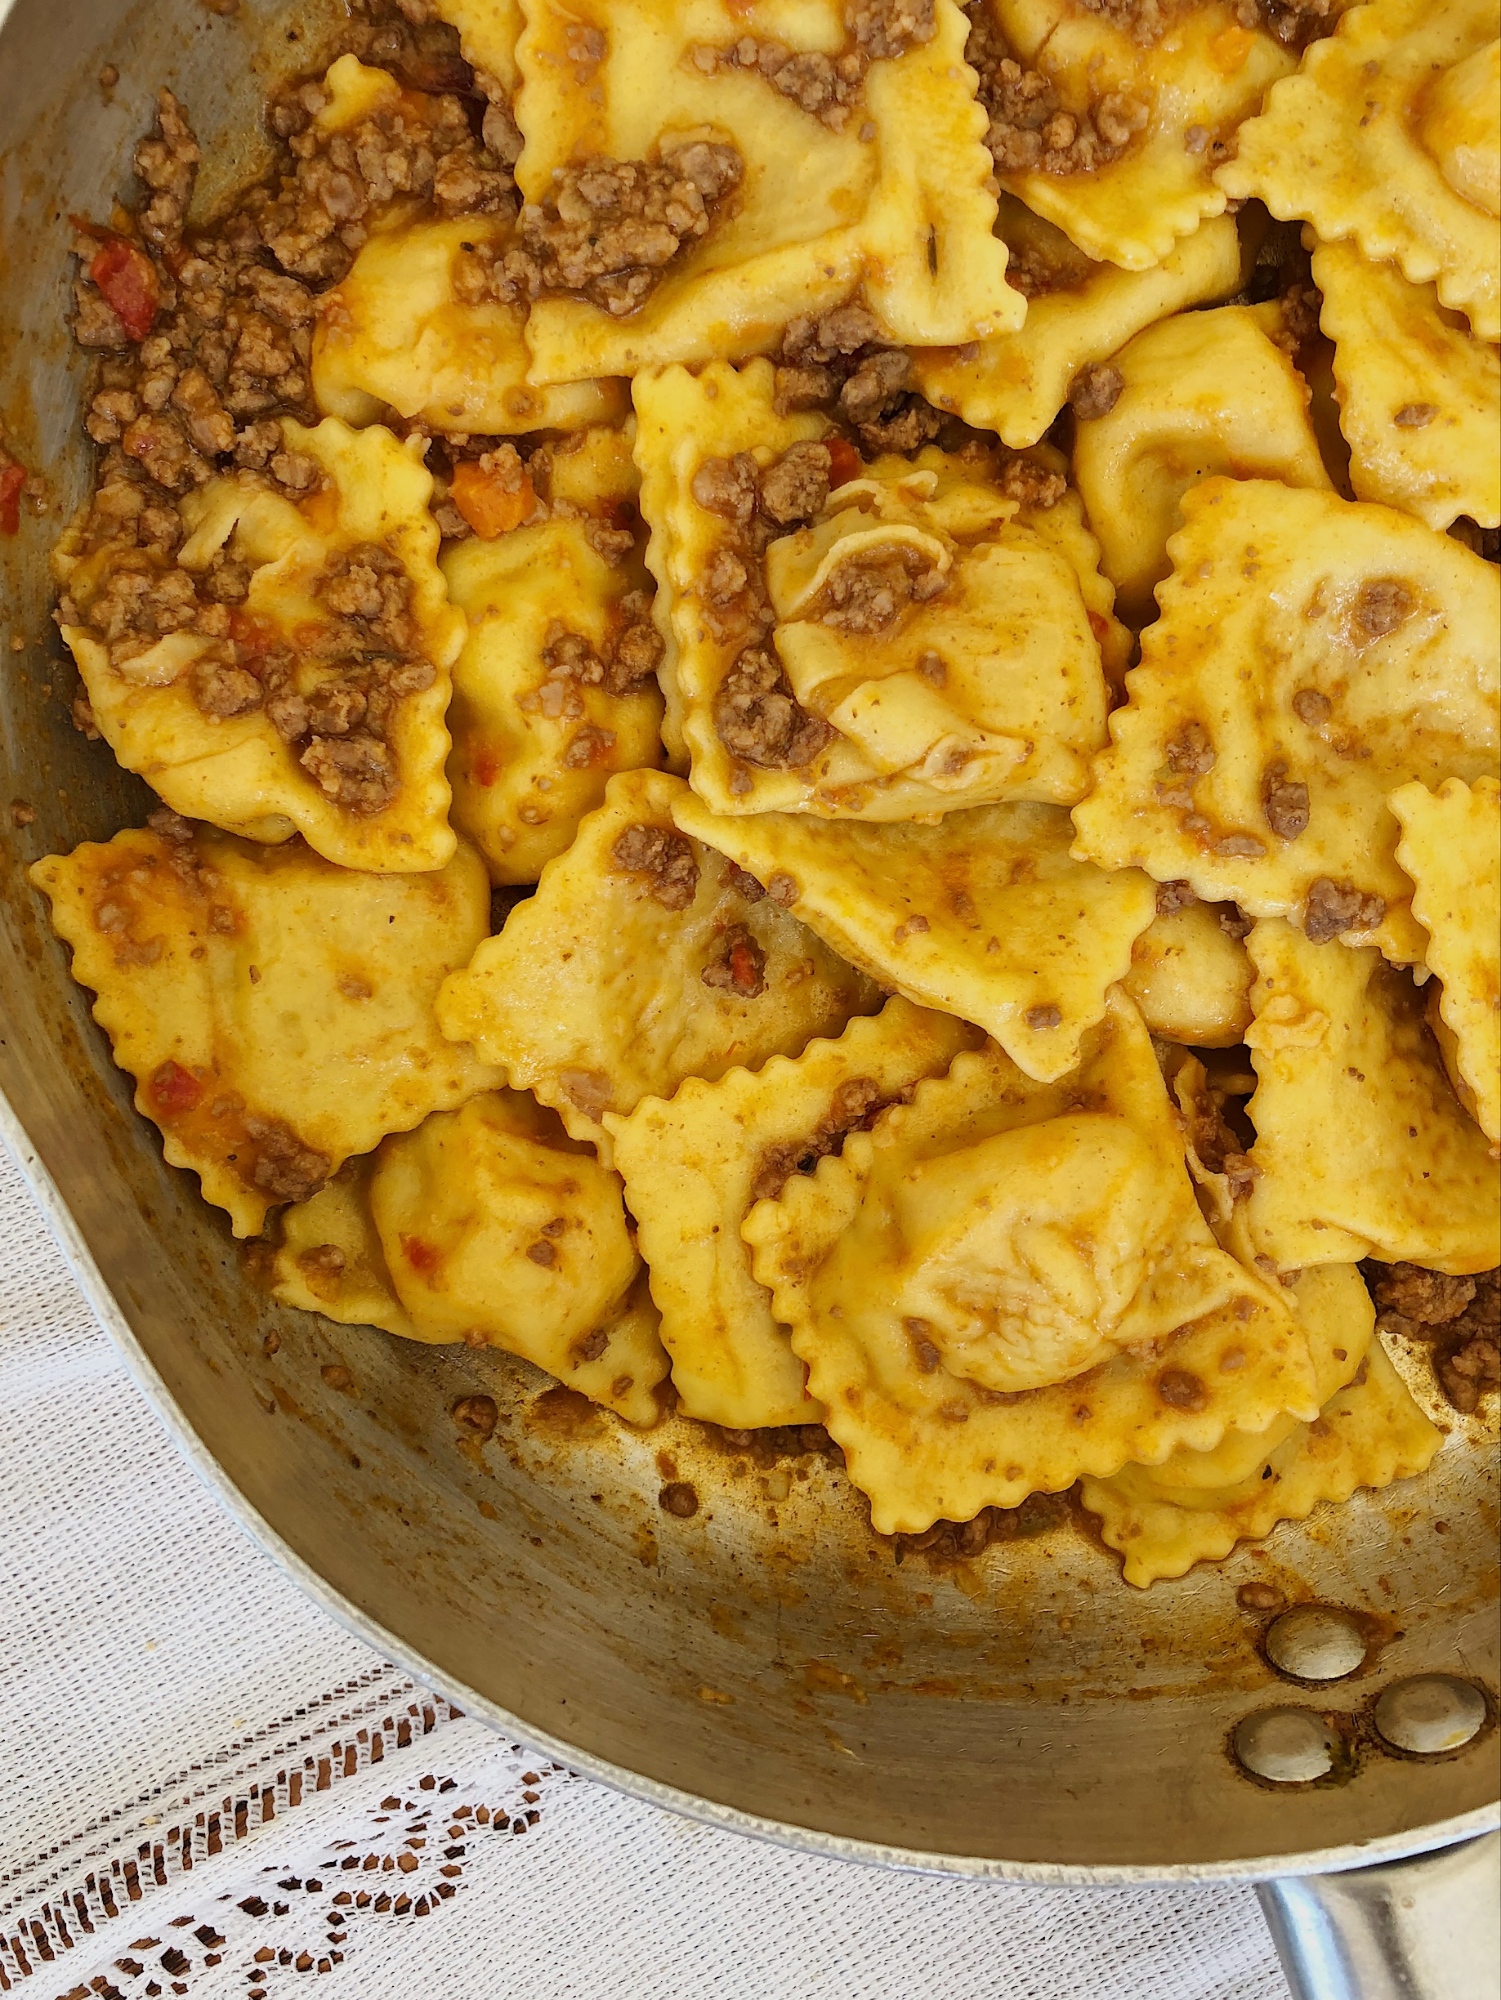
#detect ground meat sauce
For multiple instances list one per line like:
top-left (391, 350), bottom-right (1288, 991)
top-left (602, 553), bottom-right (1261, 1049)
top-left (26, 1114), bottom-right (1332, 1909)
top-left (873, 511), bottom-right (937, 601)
top-left (609, 822), bottom-right (701, 910)
top-left (1367, 1263), bottom-right (1500, 1414)
top-left (965, 3), bottom-right (1151, 178)
top-left (750, 1074), bottom-right (908, 1203)
top-left (689, 0), bottom-right (937, 133)
top-left (500, 142), bottom-right (745, 319)
top-left (773, 303), bottom-right (946, 454)
top-left (62, 1), bottom-right (522, 805)
top-left (1302, 875), bottom-right (1386, 943)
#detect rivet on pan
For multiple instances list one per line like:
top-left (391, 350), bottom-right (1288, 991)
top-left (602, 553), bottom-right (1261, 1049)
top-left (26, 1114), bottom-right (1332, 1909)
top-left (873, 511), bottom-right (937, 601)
top-left (1233, 1708), bottom-right (1338, 1784)
top-left (1373, 1676), bottom-right (1488, 1756)
top-left (1264, 1604), bottom-right (1367, 1682)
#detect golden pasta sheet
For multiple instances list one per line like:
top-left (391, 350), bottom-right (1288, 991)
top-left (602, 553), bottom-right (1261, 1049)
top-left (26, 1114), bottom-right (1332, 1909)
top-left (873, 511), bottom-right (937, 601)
top-left (1391, 777), bottom-right (1501, 1146)
top-left (313, 215), bottom-right (624, 436)
top-left (671, 791), bottom-right (1156, 1082)
top-left (1080, 1268), bottom-right (1440, 1584)
top-left (1219, 0), bottom-right (1500, 340)
top-left (443, 430), bottom-right (665, 884)
top-left (608, 998), bottom-right (980, 1429)
top-left (975, 0), bottom-right (1298, 269)
top-left (272, 1091), bottom-right (668, 1423)
top-left (56, 417), bottom-right (465, 872)
top-left (744, 994), bottom-right (1318, 1533)
top-left (1313, 239), bottom-right (1501, 533)
top-left (634, 361), bottom-right (1115, 817)
top-left (514, 0), bottom-right (1021, 384)
top-left (1071, 478), bottom-right (1501, 964)
top-left (1123, 897), bottom-right (1254, 1049)
top-left (1071, 303), bottom-right (1333, 624)
top-left (435, 768), bottom-right (881, 1158)
top-left (1242, 918), bottom-right (1500, 1272)
top-left (913, 207), bottom-right (1243, 448)
top-left (431, 0), bottom-right (523, 96)
top-left (30, 822), bottom-right (502, 1237)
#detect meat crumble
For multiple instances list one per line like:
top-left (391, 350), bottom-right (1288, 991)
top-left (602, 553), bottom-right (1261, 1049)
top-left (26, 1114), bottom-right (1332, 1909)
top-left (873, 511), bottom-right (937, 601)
top-left (751, 1074), bottom-right (905, 1203)
top-left (512, 142), bottom-right (744, 318)
top-left (966, 5), bottom-right (1150, 178)
top-left (1367, 1263), bottom-right (1500, 1414)
top-left (690, 0), bottom-right (937, 132)
top-left (774, 303), bottom-right (945, 455)
top-left (609, 822), bottom-right (701, 910)
top-left (1303, 876), bottom-right (1385, 944)
top-left (714, 647), bottom-right (835, 771)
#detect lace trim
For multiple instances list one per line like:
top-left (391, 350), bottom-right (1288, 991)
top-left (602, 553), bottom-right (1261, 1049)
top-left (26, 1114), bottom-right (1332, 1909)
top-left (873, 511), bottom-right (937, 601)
top-left (0, 1684), bottom-right (459, 1989)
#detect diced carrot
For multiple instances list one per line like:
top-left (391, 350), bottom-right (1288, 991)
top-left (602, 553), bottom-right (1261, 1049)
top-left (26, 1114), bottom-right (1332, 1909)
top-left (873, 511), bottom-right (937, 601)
top-left (148, 1059), bottom-right (204, 1117)
top-left (0, 454), bottom-right (24, 536)
top-left (1208, 23), bottom-right (1254, 72)
top-left (89, 235), bottom-right (161, 341)
top-left (450, 460), bottom-right (536, 538)
top-left (825, 436), bottom-right (863, 491)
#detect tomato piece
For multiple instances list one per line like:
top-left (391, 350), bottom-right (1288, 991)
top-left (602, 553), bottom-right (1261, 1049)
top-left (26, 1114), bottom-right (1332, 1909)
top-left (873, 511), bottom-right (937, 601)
top-left (148, 1059), bottom-right (204, 1117)
top-left (89, 235), bottom-right (161, 342)
top-left (400, 1234), bottom-right (441, 1276)
top-left (450, 460), bottom-right (536, 539)
top-left (471, 748), bottom-right (502, 788)
top-left (0, 455), bottom-right (24, 537)
top-left (824, 435), bottom-right (863, 492)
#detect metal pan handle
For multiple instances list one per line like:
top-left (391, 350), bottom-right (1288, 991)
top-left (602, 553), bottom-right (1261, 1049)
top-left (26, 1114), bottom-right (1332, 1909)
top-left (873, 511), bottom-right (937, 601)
top-left (1257, 1833), bottom-right (1500, 2000)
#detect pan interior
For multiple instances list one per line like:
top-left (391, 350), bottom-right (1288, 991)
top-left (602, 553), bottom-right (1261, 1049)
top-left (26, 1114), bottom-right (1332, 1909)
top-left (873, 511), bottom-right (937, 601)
top-left (0, 0), bottom-right (1495, 1876)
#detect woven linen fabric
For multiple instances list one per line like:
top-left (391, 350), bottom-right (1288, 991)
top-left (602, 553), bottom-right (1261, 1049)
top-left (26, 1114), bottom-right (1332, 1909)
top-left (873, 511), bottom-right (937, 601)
top-left (0, 1137), bottom-right (1290, 2000)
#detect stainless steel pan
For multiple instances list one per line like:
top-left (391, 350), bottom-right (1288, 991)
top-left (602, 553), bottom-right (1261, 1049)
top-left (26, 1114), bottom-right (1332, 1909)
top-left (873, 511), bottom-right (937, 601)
top-left (1, 3), bottom-right (1496, 1989)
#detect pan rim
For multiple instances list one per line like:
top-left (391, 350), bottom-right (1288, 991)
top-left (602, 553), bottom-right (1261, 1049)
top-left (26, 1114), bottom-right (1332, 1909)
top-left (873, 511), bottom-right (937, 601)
top-left (4, 1084), bottom-right (1496, 1889)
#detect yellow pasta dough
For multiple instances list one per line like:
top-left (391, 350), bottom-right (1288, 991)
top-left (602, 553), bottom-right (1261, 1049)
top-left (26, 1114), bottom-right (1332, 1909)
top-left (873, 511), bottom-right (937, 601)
top-left (1242, 918), bottom-right (1500, 1272)
top-left (30, 821), bottom-right (502, 1238)
top-left (313, 215), bottom-right (624, 436)
top-left (514, 0), bottom-right (1021, 386)
top-left (670, 790), bottom-right (1157, 1081)
top-left (634, 359), bottom-right (1119, 817)
top-left (1071, 302), bottom-right (1333, 624)
top-left (1080, 1268), bottom-right (1441, 1584)
top-left (1122, 898), bottom-right (1254, 1049)
top-left (608, 997), bottom-right (980, 1429)
top-left (443, 431), bottom-right (665, 884)
top-left (744, 993), bottom-right (1319, 1533)
top-left (1313, 238), bottom-right (1501, 533)
top-left (431, 0), bottom-right (523, 93)
top-left (57, 416), bottom-right (465, 873)
top-left (1071, 478), bottom-right (1501, 964)
top-left (271, 1091), bottom-right (668, 1423)
top-left (913, 207), bottom-right (1243, 449)
top-left (1390, 776), bottom-right (1501, 1146)
top-left (1219, 0), bottom-right (1500, 340)
top-left (434, 768), bottom-right (881, 1158)
top-left (976, 0), bottom-right (1298, 269)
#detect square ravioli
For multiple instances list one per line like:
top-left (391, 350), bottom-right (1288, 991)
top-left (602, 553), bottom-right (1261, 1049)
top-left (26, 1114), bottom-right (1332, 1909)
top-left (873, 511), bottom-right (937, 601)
top-left (55, 416), bottom-right (465, 872)
top-left (513, 0), bottom-right (1021, 384)
top-left (1391, 777), bottom-right (1501, 1147)
top-left (30, 818), bottom-right (502, 1237)
top-left (634, 359), bottom-right (1122, 817)
top-left (607, 997), bottom-right (980, 1428)
top-left (1071, 478), bottom-right (1501, 963)
top-left (312, 214), bottom-right (625, 436)
top-left (270, 1091), bottom-right (668, 1424)
top-left (1313, 239), bottom-right (1501, 534)
top-left (670, 791), bottom-right (1156, 1080)
top-left (1080, 1266), bottom-right (1441, 1585)
top-left (443, 428), bottom-right (666, 884)
top-left (743, 993), bottom-right (1319, 1533)
top-left (966, 0), bottom-right (1302, 270)
top-left (1242, 918), bottom-right (1500, 1272)
top-left (913, 206), bottom-right (1243, 449)
top-left (1071, 301), bottom-right (1333, 624)
top-left (1219, 0), bottom-right (1500, 341)
top-left (1121, 894), bottom-right (1254, 1049)
top-left (434, 768), bottom-right (882, 1158)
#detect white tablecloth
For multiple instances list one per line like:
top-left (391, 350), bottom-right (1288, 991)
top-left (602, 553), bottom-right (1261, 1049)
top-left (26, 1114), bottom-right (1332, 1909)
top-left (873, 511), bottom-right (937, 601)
top-left (0, 1137), bottom-right (1289, 2000)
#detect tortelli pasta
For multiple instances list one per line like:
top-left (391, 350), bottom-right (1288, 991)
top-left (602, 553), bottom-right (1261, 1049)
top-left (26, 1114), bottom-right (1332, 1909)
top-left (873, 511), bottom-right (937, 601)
top-left (29, 0), bottom-right (1498, 1588)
